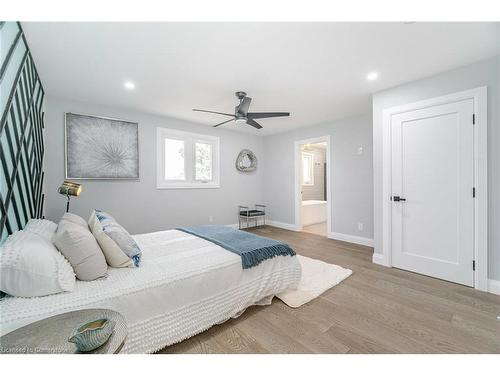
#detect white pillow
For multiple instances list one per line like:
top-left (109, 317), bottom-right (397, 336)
top-left (0, 230), bottom-right (75, 297)
top-left (59, 212), bottom-right (88, 228)
top-left (88, 211), bottom-right (133, 268)
top-left (54, 220), bottom-right (108, 281)
top-left (24, 219), bottom-right (58, 242)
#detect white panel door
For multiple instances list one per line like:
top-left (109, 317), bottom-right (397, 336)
top-left (391, 99), bottom-right (474, 286)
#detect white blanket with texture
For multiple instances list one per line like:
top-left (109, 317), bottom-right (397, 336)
top-left (0, 230), bottom-right (301, 353)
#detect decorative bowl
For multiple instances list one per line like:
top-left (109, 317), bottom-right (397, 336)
top-left (68, 318), bottom-right (115, 352)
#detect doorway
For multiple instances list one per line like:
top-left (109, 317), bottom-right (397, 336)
top-left (294, 136), bottom-right (331, 237)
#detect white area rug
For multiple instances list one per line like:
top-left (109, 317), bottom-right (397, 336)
top-left (277, 255), bottom-right (352, 308)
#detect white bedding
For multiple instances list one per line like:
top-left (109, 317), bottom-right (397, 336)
top-left (0, 230), bottom-right (301, 353)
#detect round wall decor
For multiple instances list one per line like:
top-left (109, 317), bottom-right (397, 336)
top-left (236, 149), bottom-right (258, 172)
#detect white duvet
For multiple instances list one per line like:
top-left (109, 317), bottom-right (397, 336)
top-left (0, 230), bottom-right (301, 353)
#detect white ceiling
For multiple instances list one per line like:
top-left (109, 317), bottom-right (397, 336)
top-left (22, 22), bottom-right (499, 135)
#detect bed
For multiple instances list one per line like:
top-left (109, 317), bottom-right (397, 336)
top-left (0, 229), bottom-right (301, 353)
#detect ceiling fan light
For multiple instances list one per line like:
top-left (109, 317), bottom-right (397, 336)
top-left (193, 91), bottom-right (290, 129)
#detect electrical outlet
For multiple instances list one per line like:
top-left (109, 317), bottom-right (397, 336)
top-left (209, 215), bottom-right (213, 223)
top-left (357, 222), bottom-right (364, 231)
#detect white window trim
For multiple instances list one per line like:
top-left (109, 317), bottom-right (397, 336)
top-left (302, 152), bottom-right (314, 186)
top-left (156, 127), bottom-right (220, 189)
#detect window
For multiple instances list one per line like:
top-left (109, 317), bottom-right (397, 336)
top-left (164, 138), bottom-right (185, 180)
top-left (302, 152), bottom-right (314, 186)
top-left (157, 128), bottom-right (220, 189)
top-left (195, 141), bottom-right (213, 181)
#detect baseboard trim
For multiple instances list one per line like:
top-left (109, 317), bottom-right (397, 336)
top-left (328, 232), bottom-right (374, 247)
top-left (488, 279), bottom-right (500, 296)
top-left (372, 252), bottom-right (390, 267)
top-left (266, 220), bottom-right (300, 231)
top-left (230, 221), bottom-right (300, 232)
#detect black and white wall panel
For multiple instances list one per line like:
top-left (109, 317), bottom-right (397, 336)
top-left (0, 22), bottom-right (45, 242)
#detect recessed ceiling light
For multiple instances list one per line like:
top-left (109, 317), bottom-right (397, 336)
top-left (366, 72), bottom-right (379, 81)
top-left (124, 81), bottom-right (135, 90)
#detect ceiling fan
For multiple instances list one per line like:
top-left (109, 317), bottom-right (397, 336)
top-left (192, 91), bottom-right (290, 129)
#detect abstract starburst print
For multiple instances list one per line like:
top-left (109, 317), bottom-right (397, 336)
top-left (66, 113), bottom-right (139, 179)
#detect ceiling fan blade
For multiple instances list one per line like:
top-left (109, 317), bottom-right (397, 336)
top-left (193, 109), bottom-right (235, 117)
top-left (213, 118), bottom-right (235, 127)
top-left (247, 112), bottom-right (290, 119)
top-left (236, 97), bottom-right (252, 116)
top-left (246, 118), bottom-right (263, 129)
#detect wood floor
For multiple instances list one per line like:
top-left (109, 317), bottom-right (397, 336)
top-left (158, 226), bottom-right (500, 354)
top-left (301, 222), bottom-right (327, 236)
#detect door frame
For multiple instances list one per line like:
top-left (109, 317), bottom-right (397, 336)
top-left (294, 136), bottom-right (332, 233)
top-left (378, 87), bottom-right (488, 291)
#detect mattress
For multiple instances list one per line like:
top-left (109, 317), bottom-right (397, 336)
top-left (0, 229), bottom-right (301, 353)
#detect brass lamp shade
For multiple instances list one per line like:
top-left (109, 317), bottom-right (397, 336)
top-left (58, 181), bottom-right (82, 197)
top-left (58, 181), bottom-right (82, 212)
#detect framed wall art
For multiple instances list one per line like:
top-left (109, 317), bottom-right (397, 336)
top-left (65, 113), bottom-right (139, 179)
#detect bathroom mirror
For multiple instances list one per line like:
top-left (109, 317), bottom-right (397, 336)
top-left (236, 149), bottom-right (257, 172)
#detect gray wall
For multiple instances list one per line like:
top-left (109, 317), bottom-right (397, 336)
top-left (44, 96), bottom-right (265, 234)
top-left (301, 145), bottom-right (326, 201)
top-left (372, 55), bottom-right (500, 281)
top-left (263, 114), bottom-right (373, 239)
top-left (44, 96), bottom-right (373, 240)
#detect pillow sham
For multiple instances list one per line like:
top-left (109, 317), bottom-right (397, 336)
top-left (54, 220), bottom-right (108, 281)
top-left (89, 210), bottom-right (141, 268)
top-left (59, 212), bottom-right (88, 228)
top-left (0, 230), bottom-right (75, 297)
top-left (24, 219), bottom-right (58, 242)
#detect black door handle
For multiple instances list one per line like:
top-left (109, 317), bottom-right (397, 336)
top-left (392, 196), bottom-right (406, 202)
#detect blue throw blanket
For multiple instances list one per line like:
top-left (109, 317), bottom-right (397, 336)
top-left (176, 225), bottom-right (296, 269)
